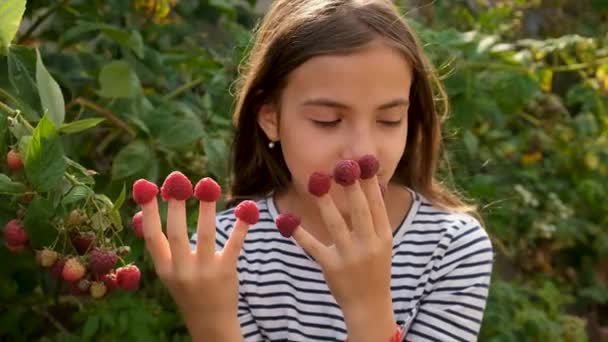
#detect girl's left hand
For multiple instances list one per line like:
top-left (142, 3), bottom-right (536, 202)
top-left (290, 172), bottom-right (398, 341)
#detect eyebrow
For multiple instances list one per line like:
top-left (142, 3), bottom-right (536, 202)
top-left (300, 98), bottom-right (410, 110)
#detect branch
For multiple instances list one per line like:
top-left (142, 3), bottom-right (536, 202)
top-left (17, 0), bottom-right (71, 44)
top-left (67, 97), bottom-right (136, 138)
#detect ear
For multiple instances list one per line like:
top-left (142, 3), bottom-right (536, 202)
top-left (257, 103), bottom-right (280, 141)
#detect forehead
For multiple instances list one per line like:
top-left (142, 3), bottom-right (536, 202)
top-left (283, 40), bottom-right (414, 104)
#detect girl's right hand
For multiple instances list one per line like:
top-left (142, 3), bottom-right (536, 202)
top-left (139, 189), bottom-right (250, 339)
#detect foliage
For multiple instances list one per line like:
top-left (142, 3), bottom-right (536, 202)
top-left (0, 0), bottom-right (606, 340)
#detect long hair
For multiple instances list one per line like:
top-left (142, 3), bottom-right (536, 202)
top-left (226, 0), bottom-right (476, 215)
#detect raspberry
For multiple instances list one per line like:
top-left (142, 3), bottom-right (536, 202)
top-left (235, 200), bottom-right (259, 225)
top-left (70, 278), bottom-right (91, 295)
top-left (66, 209), bottom-right (87, 227)
top-left (101, 272), bottom-right (118, 291)
top-left (89, 248), bottom-right (117, 275)
top-left (90, 281), bottom-right (107, 298)
top-left (5, 243), bottom-right (24, 252)
top-left (333, 160), bottom-right (361, 186)
top-left (132, 179), bottom-right (158, 205)
top-left (62, 258), bottom-right (86, 282)
top-left (275, 213), bottom-right (301, 238)
top-left (117, 245), bottom-right (130, 257)
top-left (131, 211), bottom-right (144, 238)
top-left (40, 248), bottom-right (58, 267)
top-left (357, 154), bottom-right (379, 179)
top-left (308, 172), bottom-right (332, 197)
top-left (6, 149), bottom-right (23, 171)
top-left (160, 171), bottom-right (193, 201)
top-left (70, 231), bottom-right (95, 255)
top-left (3, 219), bottom-right (28, 246)
top-left (194, 177), bottom-right (221, 202)
top-left (116, 265), bottom-right (141, 291)
top-left (50, 259), bottom-right (66, 279)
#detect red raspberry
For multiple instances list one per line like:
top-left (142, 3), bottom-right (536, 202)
top-left (5, 243), bottom-right (24, 252)
top-left (357, 154), bottom-right (379, 179)
top-left (131, 211), bottom-right (144, 238)
top-left (62, 258), bottom-right (86, 282)
top-left (6, 149), bottom-right (23, 171)
top-left (333, 160), bottom-right (361, 186)
top-left (90, 281), bottom-right (108, 298)
top-left (116, 265), bottom-right (141, 291)
top-left (101, 272), bottom-right (118, 291)
top-left (70, 231), bottom-right (95, 255)
top-left (89, 248), bottom-right (117, 275)
top-left (50, 259), bottom-right (66, 279)
top-left (132, 179), bottom-right (158, 205)
top-left (194, 177), bottom-right (221, 202)
top-left (235, 200), bottom-right (259, 225)
top-left (275, 213), bottom-right (301, 238)
top-left (3, 219), bottom-right (28, 249)
top-left (160, 171), bottom-right (193, 201)
top-left (308, 172), bottom-right (332, 197)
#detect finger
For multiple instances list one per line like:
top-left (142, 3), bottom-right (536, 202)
top-left (141, 198), bottom-right (172, 271)
top-left (316, 195), bottom-right (351, 253)
top-left (360, 176), bottom-right (392, 239)
top-left (342, 181), bottom-right (375, 239)
top-left (196, 200), bottom-right (216, 260)
top-left (166, 199), bottom-right (192, 267)
top-left (222, 219), bottom-right (250, 263)
top-left (291, 225), bottom-right (327, 264)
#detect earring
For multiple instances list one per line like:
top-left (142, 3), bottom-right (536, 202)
top-left (268, 141), bottom-right (275, 149)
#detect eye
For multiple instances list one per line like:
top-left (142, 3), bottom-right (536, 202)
top-left (378, 120), bottom-right (402, 126)
top-left (312, 119), bottom-right (341, 127)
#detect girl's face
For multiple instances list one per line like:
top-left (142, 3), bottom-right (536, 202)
top-left (261, 40), bottom-right (413, 215)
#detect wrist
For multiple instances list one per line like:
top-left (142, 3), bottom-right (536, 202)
top-left (342, 298), bottom-right (396, 342)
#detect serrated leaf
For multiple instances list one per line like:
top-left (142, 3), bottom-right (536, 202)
top-left (61, 185), bottom-right (93, 206)
top-left (35, 49), bottom-right (65, 127)
top-left (0, 174), bottom-right (26, 194)
top-left (7, 47), bottom-right (41, 119)
top-left (0, 0), bottom-right (26, 53)
top-left (59, 118), bottom-right (105, 135)
top-left (23, 197), bottom-right (56, 248)
top-left (24, 114), bottom-right (67, 193)
top-left (111, 140), bottom-right (154, 180)
top-left (98, 60), bottom-right (141, 98)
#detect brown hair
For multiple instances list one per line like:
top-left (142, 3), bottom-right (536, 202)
top-left (226, 0), bottom-right (477, 216)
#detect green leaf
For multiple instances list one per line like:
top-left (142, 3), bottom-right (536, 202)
top-left (59, 118), bottom-right (106, 135)
top-left (98, 60), bottom-right (141, 98)
top-left (111, 140), bottom-right (154, 180)
top-left (24, 114), bottom-right (67, 193)
top-left (23, 197), bottom-right (56, 248)
top-left (113, 183), bottom-right (126, 211)
top-left (0, 174), bottom-right (26, 194)
top-left (0, 0), bottom-right (26, 53)
top-left (82, 315), bottom-right (100, 340)
top-left (35, 49), bottom-right (65, 127)
top-left (203, 135), bottom-right (228, 180)
top-left (157, 111), bottom-right (204, 149)
top-left (61, 185), bottom-right (93, 206)
top-left (7, 47), bottom-right (41, 120)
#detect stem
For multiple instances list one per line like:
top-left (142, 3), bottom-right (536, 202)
top-left (31, 305), bottom-right (72, 336)
top-left (0, 100), bottom-right (17, 115)
top-left (164, 77), bottom-right (203, 100)
top-left (67, 97), bottom-right (136, 138)
top-left (551, 56), bottom-right (608, 72)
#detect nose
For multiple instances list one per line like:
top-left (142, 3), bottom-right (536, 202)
top-left (340, 123), bottom-right (376, 161)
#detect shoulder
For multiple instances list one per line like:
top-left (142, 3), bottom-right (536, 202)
top-left (409, 193), bottom-right (494, 259)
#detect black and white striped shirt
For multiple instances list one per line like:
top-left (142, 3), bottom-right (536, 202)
top-left (190, 190), bottom-right (494, 341)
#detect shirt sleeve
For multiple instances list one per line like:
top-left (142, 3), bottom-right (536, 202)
top-left (405, 218), bottom-right (494, 342)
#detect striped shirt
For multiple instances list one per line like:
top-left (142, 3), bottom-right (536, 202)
top-left (190, 189), bottom-right (494, 341)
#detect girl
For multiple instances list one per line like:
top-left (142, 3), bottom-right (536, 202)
top-left (137, 0), bottom-right (494, 341)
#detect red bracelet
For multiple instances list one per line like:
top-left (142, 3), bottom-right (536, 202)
top-left (345, 324), bottom-right (403, 342)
